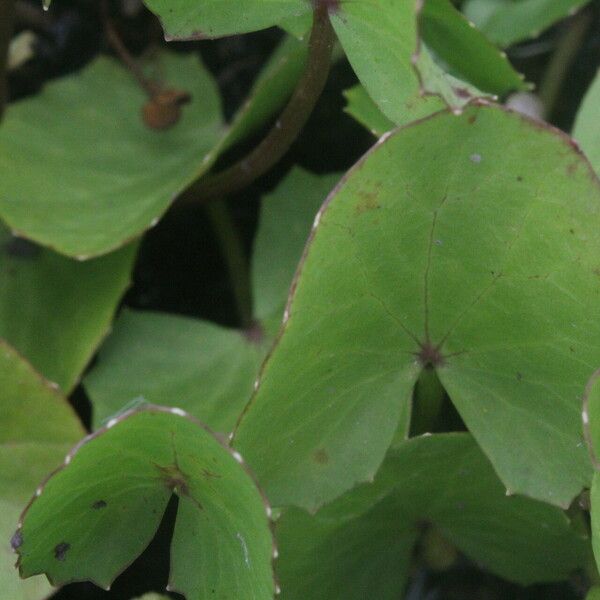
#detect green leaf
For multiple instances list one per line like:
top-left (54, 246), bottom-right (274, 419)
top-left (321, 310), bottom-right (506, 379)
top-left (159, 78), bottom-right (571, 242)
top-left (463, 0), bottom-right (591, 47)
top-left (587, 586), bottom-right (600, 600)
top-left (234, 105), bottom-right (600, 511)
top-left (14, 407), bottom-right (275, 599)
top-left (0, 51), bottom-right (223, 258)
top-left (133, 595), bottom-right (170, 600)
top-left (343, 85), bottom-right (395, 138)
top-left (0, 226), bottom-right (136, 392)
top-left (0, 340), bottom-right (84, 600)
top-left (85, 309), bottom-right (267, 432)
top-left (252, 168), bottom-right (340, 326)
top-left (85, 168), bottom-right (338, 431)
top-left (143, 0), bottom-right (310, 40)
top-left (330, 0), bottom-right (446, 126)
top-left (574, 69), bottom-right (600, 175)
top-left (277, 433), bottom-right (588, 599)
top-left (420, 0), bottom-right (528, 96)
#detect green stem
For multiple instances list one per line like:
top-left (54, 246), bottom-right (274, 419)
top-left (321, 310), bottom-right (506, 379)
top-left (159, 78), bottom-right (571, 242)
top-left (180, 4), bottom-right (335, 204)
top-left (205, 201), bottom-right (253, 329)
top-left (0, 0), bottom-right (15, 121)
top-left (538, 9), bottom-right (592, 120)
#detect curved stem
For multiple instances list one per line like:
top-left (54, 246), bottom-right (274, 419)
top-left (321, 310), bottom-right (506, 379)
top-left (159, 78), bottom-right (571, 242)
top-left (180, 5), bottom-right (335, 204)
top-left (0, 0), bottom-right (15, 121)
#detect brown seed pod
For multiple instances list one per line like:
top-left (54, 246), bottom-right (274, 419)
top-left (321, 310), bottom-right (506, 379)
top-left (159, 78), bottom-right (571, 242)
top-left (142, 89), bottom-right (192, 131)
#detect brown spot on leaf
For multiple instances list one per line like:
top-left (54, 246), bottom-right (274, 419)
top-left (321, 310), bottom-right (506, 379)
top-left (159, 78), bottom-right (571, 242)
top-left (355, 191), bottom-right (381, 215)
top-left (468, 115), bottom-right (477, 125)
top-left (92, 500), bottom-right (107, 510)
top-left (313, 448), bottom-right (329, 464)
top-left (567, 162), bottom-right (579, 176)
top-left (54, 542), bottom-right (70, 561)
top-left (516, 372), bottom-right (523, 381)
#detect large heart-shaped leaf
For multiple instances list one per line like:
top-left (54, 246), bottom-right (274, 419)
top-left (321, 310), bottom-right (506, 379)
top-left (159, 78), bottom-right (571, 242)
top-left (0, 51), bottom-right (222, 258)
top-left (234, 104), bottom-right (600, 511)
top-left (0, 226), bottom-right (136, 392)
top-left (85, 169), bottom-right (340, 432)
top-left (463, 0), bottom-right (591, 47)
top-left (1, 340), bottom-right (84, 599)
top-left (573, 69), bottom-right (600, 175)
top-left (14, 407), bottom-right (275, 599)
top-left (276, 433), bottom-right (588, 599)
top-left (143, 0), bottom-right (310, 40)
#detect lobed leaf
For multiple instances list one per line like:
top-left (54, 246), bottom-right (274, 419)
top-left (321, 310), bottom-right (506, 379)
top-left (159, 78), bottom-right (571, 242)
top-left (234, 105), bottom-right (600, 511)
top-left (276, 434), bottom-right (589, 599)
top-left (0, 52), bottom-right (222, 258)
top-left (14, 407), bottom-right (275, 599)
top-left (0, 340), bottom-right (84, 599)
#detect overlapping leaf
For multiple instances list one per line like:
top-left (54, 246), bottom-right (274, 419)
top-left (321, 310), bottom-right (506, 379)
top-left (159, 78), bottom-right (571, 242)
top-left (276, 434), bottom-right (588, 599)
top-left (573, 70), bottom-right (600, 175)
top-left (234, 105), bottom-right (600, 511)
top-left (0, 340), bottom-right (84, 599)
top-left (85, 169), bottom-right (339, 432)
top-left (0, 226), bottom-right (136, 392)
top-left (463, 0), bottom-right (591, 47)
top-left (14, 407), bottom-right (275, 599)
top-left (0, 36), bottom-right (307, 258)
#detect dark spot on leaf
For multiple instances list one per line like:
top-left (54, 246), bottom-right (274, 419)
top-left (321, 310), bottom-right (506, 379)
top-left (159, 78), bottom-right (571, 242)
top-left (92, 500), bottom-right (107, 510)
top-left (4, 236), bottom-right (41, 259)
top-left (593, 268), bottom-right (600, 277)
top-left (313, 448), bottom-right (329, 464)
top-left (516, 372), bottom-right (523, 381)
top-left (417, 343), bottom-right (444, 369)
top-left (516, 175), bottom-right (523, 182)
top-left (54, 542), bottom-right (70, 561)
top-left (453, 87), bottom-right (472, 99)
top-left (567, 162), bottom-right (579, 176)
top-left (468, 115), bottom-right (476, 125)
top-left (570, 228), bottom-right (575, 234)
top-left (10, 530), bottom-right (23, 550)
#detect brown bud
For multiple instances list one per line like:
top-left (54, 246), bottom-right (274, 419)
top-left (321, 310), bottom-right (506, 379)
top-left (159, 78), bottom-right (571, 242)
top-left (142, 89), bottom-right (192, 131)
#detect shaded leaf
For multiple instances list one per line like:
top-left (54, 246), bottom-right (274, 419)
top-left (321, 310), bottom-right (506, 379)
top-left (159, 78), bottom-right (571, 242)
top-left (0, 340), bottom-right (84, 599)
top-left (277, 434), bottom-right (588, 599)
top-left (85, 309), bottom-right (267, 432)
top-left (85, 168), bottom-right (339, 431)
top-left (343, 85), bottom-right (395, 138)
top-left (234, 105), bottom-right (600, 511)
top-left (0, 52), bottom-right (222, 258)
top-left (463, 0), bottom-right (591, 47)
top-left (573, 69), bottom-right (600, 175)
top-left (0, 226), bottom-right (136, 392)
top-left (143, 0), bottom-right (310, 40)
top-left (15, 407), bottom-right (275, 599)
